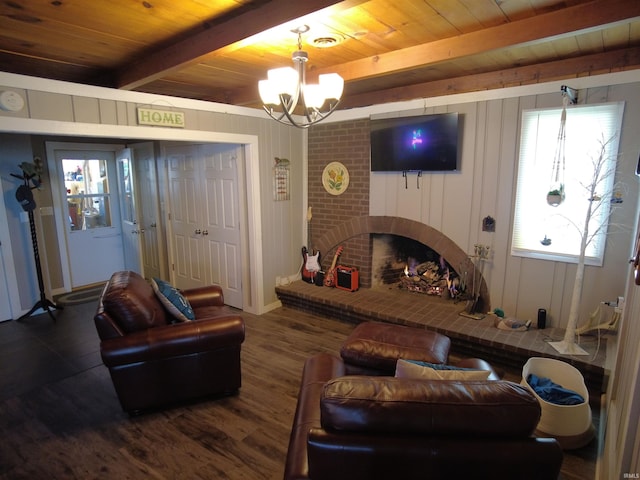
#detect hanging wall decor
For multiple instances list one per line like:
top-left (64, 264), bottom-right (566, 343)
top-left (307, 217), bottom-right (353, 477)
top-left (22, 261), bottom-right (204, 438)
top-left (273, 157), bottom-right (290, 201)
top-left (322, 161), bottom-right (349, 195)
top-left (547, 99), bottom-right (567, 207)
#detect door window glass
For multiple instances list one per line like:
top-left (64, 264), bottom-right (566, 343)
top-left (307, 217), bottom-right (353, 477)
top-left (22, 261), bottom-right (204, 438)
top-left (63, 159), bottom-right (112, 231)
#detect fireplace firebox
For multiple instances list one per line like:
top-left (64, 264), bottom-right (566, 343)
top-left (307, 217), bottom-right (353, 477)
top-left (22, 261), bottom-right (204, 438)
top-left (372, 234), bottom-right (463, 298)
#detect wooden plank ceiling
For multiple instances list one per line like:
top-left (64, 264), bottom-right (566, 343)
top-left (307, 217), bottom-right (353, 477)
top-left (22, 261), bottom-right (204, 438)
top-left (1, 0), bottom-right (639, 111)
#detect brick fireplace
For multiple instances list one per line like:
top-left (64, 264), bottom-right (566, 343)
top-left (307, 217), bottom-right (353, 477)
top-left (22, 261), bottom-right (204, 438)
top-left (313, 215), bottom-right (490, 313)
top-left (307, 119), bottom-right (489, 312)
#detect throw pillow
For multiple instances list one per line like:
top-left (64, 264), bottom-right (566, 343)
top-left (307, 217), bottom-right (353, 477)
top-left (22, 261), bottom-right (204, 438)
top-left (151, 278), bottom-right (195, 322)
top-left (395, 359), bottom-right (491, 381)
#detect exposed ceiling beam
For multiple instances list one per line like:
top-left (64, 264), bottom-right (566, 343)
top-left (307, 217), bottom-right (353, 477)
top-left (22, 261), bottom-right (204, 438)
top-left (339, 46), bottom-right (640, 109)
top-left (116, 0), bottom-right (367, 91)
top-left (227, 0), bottom-right (640, 107)
top-left (318, 0), bottom-right (640, 82)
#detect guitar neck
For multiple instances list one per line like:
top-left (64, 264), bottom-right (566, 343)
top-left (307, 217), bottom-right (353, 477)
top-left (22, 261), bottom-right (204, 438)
top-left (329, 257), bottom-right (338, 270)
top-left (306, 206), bottom-right (312, 250)
top-left (328, 247), bottom-right (343, 271)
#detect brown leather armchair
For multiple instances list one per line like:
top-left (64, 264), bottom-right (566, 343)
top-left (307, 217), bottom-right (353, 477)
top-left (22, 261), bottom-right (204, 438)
top-left (94, 271), bottom-right (245, 414)
top-left (284, 353), bottom-right (563, 480)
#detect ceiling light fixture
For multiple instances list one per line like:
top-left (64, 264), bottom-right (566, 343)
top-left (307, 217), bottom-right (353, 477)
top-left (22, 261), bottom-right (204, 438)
top-left (258, 25), bottom-right (344, 129)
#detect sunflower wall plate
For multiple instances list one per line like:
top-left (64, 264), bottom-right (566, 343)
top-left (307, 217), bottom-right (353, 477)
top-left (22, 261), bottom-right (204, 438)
top-left (322, 161), bottom-right (349, 195)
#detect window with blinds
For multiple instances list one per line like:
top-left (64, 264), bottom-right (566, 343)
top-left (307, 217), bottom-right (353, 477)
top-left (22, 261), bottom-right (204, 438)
top-left (511, 101), bottom-right (625, 265)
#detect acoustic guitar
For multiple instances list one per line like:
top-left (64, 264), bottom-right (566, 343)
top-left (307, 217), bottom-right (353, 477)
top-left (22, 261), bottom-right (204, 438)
top-left (301, 207), bottom-right (321, 283)
top-left (323, 245), bottom-right (344, 287)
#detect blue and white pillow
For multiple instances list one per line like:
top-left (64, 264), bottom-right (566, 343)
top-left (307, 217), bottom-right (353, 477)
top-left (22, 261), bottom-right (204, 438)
top-left (151, 278), bottom-right (195, 322)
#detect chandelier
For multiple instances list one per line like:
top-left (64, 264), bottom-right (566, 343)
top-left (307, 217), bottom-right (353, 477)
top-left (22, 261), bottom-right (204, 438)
top-left (258, 26), bottom-right (344, 129)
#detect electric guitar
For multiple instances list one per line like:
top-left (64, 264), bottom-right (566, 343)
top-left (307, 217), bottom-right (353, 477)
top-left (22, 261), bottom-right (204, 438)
top-left (323, 245), bottom-right (344, 287)
top-left (301, 207), bottom-right (321, 283)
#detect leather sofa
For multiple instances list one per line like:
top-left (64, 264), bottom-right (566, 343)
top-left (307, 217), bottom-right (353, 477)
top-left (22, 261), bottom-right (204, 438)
top-left (94, 271), bottom-right (245, 414)
top-left (284, 352), bottom-right (563, 480)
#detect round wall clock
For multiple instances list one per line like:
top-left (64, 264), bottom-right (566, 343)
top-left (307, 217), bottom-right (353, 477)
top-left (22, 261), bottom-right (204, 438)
top-left (322, 161), bottom-right (349, 195)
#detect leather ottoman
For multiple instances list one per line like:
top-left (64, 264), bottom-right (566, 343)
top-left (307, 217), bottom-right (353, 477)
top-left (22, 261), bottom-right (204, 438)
top-left (340, 321), bottom-right (451, 375)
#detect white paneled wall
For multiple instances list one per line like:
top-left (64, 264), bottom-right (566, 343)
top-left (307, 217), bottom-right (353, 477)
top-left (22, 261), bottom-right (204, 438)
top-left (0, 72), bottom-right (305, 314)
top-left (369, 84), bottom-right (640, 330)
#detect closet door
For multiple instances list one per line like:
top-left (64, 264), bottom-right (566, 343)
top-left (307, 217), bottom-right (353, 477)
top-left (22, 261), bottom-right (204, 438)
top-left (166, 144), bottom-right (208, 288)
top-left (164, 143), bottom-right (243, 308)
top-left (200, 144), bottom-right (242, 308)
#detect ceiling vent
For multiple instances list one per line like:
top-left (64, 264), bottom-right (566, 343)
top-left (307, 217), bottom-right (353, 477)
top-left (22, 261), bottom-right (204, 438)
top-left (307, 32), bottom-right (344, 48)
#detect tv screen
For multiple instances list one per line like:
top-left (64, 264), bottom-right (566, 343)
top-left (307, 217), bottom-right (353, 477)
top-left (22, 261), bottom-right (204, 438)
top-left (370, 112), bottom-right (459, 172)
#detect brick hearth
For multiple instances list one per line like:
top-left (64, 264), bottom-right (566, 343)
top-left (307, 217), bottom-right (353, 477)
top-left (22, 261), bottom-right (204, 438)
top-left (276, 281), bottom-right (607, 396)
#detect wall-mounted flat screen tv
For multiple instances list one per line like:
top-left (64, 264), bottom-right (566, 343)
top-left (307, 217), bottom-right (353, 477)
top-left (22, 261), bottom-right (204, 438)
top-left (370, 112), bottom-right (460, 172)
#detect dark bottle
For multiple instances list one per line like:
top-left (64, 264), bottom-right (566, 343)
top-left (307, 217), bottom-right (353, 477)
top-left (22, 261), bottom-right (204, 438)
top-left (537, 308), bottom-right (547, 329)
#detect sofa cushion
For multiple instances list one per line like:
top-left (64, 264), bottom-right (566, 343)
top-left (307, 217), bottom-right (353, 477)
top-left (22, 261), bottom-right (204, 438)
top-left (340, 322), bottom-right (451, 374)
top-left (102, 271), bottom-right (168, 333)
top-left (152, 278), bottom-right (195, 322)
top-left (320, 376), bottom-right (541, 437)
top-left (395, 359), bottom-right (491, 380)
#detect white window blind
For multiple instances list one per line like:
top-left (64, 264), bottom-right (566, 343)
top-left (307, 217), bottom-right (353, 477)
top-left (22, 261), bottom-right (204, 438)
top-left (511, 101), bottom-right (625, 265)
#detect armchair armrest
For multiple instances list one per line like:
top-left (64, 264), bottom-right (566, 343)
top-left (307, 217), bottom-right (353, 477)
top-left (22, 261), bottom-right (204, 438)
top-left (100, 315), bottom-right (244, 367)
top-left (182, 284), bottom-right (225, 308)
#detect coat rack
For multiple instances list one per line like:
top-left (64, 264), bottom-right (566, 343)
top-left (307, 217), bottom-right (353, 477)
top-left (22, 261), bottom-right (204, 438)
top-left (11, 165), bottom-right (62, 321)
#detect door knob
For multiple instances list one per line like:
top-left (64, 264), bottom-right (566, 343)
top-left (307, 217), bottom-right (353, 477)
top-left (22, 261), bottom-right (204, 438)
top-left (195, 229), bottom-right (202, 235)
top-left (203, 230), bottom-right (209, 236)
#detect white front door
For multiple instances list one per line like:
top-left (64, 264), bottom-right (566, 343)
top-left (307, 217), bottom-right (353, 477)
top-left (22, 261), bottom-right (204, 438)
top-left (47, 143), bottom-right (125, 289)
top-left (165, 143), bottom-right (243, 308)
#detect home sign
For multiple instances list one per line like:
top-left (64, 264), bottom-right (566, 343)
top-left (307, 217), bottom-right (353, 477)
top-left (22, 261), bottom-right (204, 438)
top-left (137, 107), bottom-right (185, 128)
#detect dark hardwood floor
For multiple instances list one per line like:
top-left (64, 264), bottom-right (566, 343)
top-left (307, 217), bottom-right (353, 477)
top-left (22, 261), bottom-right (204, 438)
top-left (0, 301), bottom-right (597, 479)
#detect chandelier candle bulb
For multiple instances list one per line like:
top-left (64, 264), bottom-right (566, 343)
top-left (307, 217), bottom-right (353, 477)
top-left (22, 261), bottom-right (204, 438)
top-left (270, 67), bottom-right (298, 97)
top-left (303, 84), bottom-right (325, 109)
top-left (258, 80), bottom-right (279, 105)
top-left (319, 73), bottom-right (344, 100)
